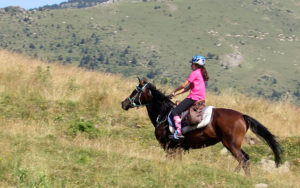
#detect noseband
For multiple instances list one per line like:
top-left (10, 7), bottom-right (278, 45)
top-left (128, 82), bottom-right (151, 108)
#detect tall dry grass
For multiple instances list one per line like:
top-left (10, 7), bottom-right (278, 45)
top-left (1, 50), bottom-right (299, 136)
top-left (0, 50), bottom-right (148, 120)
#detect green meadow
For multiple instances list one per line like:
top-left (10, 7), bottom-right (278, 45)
top-left (0, 51), bottom-right (299, 187)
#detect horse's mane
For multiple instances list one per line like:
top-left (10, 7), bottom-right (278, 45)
top-left (148, 83), bottom-right (174, 112)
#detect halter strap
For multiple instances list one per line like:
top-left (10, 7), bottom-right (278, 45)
top-left (127, 83), bottom-right (150, 108)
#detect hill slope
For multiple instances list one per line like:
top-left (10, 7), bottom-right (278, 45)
top-left (0, 50), bottom-right (300, 187)
top-left (0, 0), bottom-right (299, 103)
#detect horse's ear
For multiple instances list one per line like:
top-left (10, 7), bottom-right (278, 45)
top-left (137, 77), bottom-right (142, 84)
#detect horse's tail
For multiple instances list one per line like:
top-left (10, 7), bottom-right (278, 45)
top-left (243, 115), bottom-right (281, 167)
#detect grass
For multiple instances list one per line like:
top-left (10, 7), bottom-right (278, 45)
top-left (0, 50), bottom-right (300, 187)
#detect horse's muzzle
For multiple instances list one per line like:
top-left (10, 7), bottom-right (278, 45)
top-left (121, 100), bottom-right (130, 110)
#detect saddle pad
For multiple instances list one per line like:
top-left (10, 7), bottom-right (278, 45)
top-left (196, 106), bottom-right (214, 128)
top-left (168, 106), bottom-right (214, 134)
top-left (168, 112), bottom-right (176, 133)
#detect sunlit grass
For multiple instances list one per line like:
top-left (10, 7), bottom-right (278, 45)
top-left (0, 50), bottom-right (299, 187)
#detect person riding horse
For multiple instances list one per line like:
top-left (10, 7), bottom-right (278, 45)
top-left (121, 78), bottom-right (281, 176)
top-left (170, 55), bottom-right (209, 139)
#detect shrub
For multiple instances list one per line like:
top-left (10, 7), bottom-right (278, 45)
top-left (29, 43), bottom-right (36, 49)
top-left (69, 119), bottom-right (100, 138)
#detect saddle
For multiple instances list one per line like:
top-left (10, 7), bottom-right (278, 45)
top-left (187, 100), bottom-right (206, 125)
top-left (168, 100), bottom-right (214, 134)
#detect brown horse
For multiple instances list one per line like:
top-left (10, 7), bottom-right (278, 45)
top-left (121, 78), bottom-right (281, 175)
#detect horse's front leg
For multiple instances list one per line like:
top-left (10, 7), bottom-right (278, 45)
top-left (165, 148), bottom-right (183, 160)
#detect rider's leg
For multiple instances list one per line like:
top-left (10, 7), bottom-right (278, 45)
top-left (173, 115), bottom-right (182, 135)
top-left (171, 98), bottom-right (195, 137)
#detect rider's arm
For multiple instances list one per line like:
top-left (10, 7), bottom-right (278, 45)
top-left (181, 83), bottom-right (191, 93)
top-left (172, 80), bottom-right (190, 97)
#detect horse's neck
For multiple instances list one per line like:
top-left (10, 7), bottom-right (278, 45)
top-left (146, 104), bottom-right (160, 127)
top-left (146, 102), bottom-right (172, 127)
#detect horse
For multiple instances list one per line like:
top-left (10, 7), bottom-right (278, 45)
top-left (121, 78), bottom-right (281, 176)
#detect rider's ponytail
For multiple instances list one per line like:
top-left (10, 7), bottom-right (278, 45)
top-left (200, 66), bottom-right (209, 81)
top-left (194, 64), bottom-right (209, 81)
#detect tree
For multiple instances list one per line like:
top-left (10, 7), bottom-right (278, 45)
top-left (121, 48), bottom-right (129, 58)
top-left (105, 58), bottom-right (109, 65)
top-left (58, 55), bottom-right (64, 61)
top-left (79, 55), bottom-right (98, 70)
top-left (29, 43), bottom-right (36, 49)
top-left (79, 55), bottom-right (91, 67)
top-left (97, 52), bottom-right (104, 62)
top-left (148, 60), bottom-right (155, 66)
top-left (131, 56), bottom-right (137, 66)
top-left (66, 57), bottom-right (72, 62)
top-left (146, 69), bottom-right (161, 79)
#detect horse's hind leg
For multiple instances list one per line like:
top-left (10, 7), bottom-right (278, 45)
top-left (222, 140), bottom-right (251, 176)
top-left (230, 147), bottom-right (250, 176)
top-left (234, 161), bottom-right (242, 173)
top-left (241, 149), bottom-right (250, 176)
top-left (231, 148), bottom-right (250, 176)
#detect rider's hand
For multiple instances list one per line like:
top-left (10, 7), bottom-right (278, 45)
top-left (168, 92), bottom-right (175, 99)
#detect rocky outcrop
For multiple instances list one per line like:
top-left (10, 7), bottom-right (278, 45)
top-left (1, 6), bottom-right (26, 15)
top-left (260, 159), bottom-right (290, 173)
top-left (0, 8), bottom-right (6, 14)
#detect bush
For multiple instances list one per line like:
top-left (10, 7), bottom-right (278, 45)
top-left (29, 43), bottom-right (36, 49)
top-left (69, 119), bottom-right (100, 138)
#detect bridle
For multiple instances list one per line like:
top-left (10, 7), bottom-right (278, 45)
top-left (127, 82), bottom-right (151, 108)
top-left (127, 82), bottom-right (169, 125)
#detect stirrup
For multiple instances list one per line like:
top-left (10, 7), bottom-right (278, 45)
top-left (173, 130), bottom-right (184, 139)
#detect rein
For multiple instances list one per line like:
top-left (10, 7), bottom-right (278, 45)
top-left (156, 114), bottom-right (168, 125)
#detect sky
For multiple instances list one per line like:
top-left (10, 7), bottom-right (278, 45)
top-left (0, 0), bottom-right (66, 10)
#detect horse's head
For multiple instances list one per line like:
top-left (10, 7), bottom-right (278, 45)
top-left (121, 77), bottom-right (153, 110)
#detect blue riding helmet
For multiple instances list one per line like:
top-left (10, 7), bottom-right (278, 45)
top-left (190, 55), bottom-right (205, 66)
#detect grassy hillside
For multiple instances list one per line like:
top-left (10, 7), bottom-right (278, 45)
top-left (0, 50), bottom-right (299, 187)
top-left (0, 0), bottom-right (299, 104)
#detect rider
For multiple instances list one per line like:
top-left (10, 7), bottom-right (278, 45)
top-left (170, 55), bottom-right (209, 139)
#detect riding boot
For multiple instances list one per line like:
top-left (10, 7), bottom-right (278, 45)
top-left (173, 116), bottom-right (184, 139)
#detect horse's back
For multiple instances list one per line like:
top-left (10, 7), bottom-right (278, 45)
top-left (213, 108), bottom-right (244, 118)
top-left (212, 108), bottom-right (248, 133)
